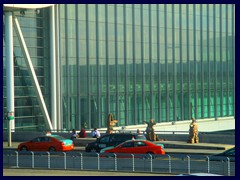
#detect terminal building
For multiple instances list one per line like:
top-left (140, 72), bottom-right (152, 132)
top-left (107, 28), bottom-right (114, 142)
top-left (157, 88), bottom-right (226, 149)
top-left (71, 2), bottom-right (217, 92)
top-left (3, 4), bottom-right (235, 133)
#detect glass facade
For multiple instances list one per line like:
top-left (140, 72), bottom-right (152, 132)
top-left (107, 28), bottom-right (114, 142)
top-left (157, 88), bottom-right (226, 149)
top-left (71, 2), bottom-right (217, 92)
top-left (3, 4), bottom-right (235, 131)
top-left (3, 9), bottom-right (51, 131)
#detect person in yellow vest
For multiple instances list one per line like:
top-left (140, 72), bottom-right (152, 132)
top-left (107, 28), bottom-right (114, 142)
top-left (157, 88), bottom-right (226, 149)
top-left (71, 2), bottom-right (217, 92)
top-left (188, 118), bottom-right (199, 143)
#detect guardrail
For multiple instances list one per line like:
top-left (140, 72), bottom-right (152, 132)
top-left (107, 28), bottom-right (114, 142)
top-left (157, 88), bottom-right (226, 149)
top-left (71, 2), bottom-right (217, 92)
top-left (3, 150), bottom-right (235, 176)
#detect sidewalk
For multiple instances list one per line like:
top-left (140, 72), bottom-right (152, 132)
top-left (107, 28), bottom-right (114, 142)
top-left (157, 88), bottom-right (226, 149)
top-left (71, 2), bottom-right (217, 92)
top-left (3, 141), bottom-right (234, 155)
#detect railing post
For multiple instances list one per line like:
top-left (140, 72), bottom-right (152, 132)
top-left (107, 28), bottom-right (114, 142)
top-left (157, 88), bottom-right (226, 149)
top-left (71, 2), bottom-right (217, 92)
top-left (96, 153), bottom-right (100, 170)
top-left (31, 151), bottom-right (34, 168)
top-left (15, 151), bottom-right (19, 168)
top-left (149, 154), bottom-right (153, 172)
top-left (63, 152), bottom-right (66, 169)
top-left (114, 153), bottom-right (117, 171)
top-left (131, 154), bottom-right (135, 172)
top-left (79, 153), bottom-right (83, 170)
top-left (47, 152), bottom-right (50, 168)
top-left (227, 157), bottom-right (230, 176)
top-left (187, 155), bottom-right (190, 174)
top-left (206, 156), bottom-right (210, 173)
top-left (167, 155), bottom-right (171, 173)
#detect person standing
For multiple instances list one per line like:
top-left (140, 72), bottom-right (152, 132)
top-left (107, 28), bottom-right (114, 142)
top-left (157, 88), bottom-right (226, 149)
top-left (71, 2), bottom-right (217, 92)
top-left (188, 118), bottom-right (199, 143)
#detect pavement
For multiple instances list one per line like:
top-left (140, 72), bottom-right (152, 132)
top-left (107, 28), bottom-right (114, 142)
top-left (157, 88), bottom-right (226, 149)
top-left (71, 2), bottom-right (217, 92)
top-left (3, 168), bottom-right (173, 176)
top-left (3, 140), bottom-right (234, 155)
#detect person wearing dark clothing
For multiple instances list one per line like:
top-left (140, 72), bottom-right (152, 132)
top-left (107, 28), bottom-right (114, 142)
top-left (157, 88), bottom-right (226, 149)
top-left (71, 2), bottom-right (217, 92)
top-left (71, 129), bottom-right (77, 141)
top-left (78, 128), bottom-right (86, 138)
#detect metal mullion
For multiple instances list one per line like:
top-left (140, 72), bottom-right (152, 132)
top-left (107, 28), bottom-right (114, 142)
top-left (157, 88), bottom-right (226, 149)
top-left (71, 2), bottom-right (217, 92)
top-left (149, 4), bottom-right (153, 119)
top-left (123, 5), bottom-right (128, 125)
top-left (172, 4), bottom-right (176, 122)
top-left (207, 4), bottom-right (210, 118)
top-left (219, 4), bottom-right (223, 117)
top-left (114, 4), bottom-right (119, 122)
top-left (96, 5), bottom-right (101, 128)
top-left (76, 5), bottom-right (81, 129)
top-left (157, 4), bottom-right (161, 123)
top-left (86, 4), bottom-right (91, 128)
top-left (232, 4), bottom-right (235, 117)
top-left (105, 4), bottom-right (110, 115)
top-left (226, 5), bottom-right (229, 116)
top-left (179, 5), bottom-right (184, 121)
top-left (213, 5), bottom-right (217, 120)
top-left (193, 4), bottom-right (198, 119)
top-left (186, 4), bottom-right (190, 119)
top-left (132, 5), bottom-right (136, 124)
top-left (200, 4), bottom-right (204, 119)
top-left (164, 4), bottom-right (169, 122)
top-left (140, 4), bottom-right (145, 122)
top-left (65, 5), bottom-right (70, 129)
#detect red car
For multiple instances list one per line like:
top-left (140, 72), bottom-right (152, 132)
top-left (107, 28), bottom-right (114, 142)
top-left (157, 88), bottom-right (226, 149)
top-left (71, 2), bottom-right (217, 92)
top-left (18, 134), bottom-right (74, 152)
top-left (101, 139), bottom-right (165, 155)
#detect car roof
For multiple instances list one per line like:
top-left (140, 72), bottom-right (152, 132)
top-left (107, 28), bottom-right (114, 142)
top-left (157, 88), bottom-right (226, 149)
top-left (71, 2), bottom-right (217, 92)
top-left (122, 139), bottom-right (147, 143)
top-left (102, 133), bottom-right (135, 137)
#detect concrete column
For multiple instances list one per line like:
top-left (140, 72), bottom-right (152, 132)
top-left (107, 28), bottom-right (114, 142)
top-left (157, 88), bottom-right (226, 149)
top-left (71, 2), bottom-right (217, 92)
top-left (5, 11), bottom-right (15, 147)
top-left (5, 12), bottom-right (15, 132)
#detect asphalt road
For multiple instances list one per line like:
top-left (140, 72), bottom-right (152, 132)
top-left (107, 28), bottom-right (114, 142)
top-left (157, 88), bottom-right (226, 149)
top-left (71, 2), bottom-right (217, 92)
top-left (3, 168), bottom-right (172, 176)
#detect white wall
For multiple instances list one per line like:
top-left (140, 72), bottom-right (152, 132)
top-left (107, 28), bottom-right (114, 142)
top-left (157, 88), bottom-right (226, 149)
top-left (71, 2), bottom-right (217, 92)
top-left (110, 117), bottom-right (235, 133)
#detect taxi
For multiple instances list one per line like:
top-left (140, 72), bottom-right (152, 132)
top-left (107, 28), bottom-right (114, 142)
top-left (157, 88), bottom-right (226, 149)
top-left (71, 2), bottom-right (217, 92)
top-left (17, 133), bottom-right (74, 152)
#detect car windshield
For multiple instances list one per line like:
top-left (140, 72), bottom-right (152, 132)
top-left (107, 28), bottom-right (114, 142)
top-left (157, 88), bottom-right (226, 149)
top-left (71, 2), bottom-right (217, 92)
top-left (51, 135), bottom-right (66, 141)
top-left (224, 148), bottom-right (235, 156)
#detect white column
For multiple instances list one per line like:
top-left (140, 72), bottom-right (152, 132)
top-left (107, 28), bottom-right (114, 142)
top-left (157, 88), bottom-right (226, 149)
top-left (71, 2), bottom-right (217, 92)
top-left (55, 5), bottom-right (62, 130)
top-left (5, 12), bottom-right (15, 132)
top-left (50, 5), bottom-right (57, 131)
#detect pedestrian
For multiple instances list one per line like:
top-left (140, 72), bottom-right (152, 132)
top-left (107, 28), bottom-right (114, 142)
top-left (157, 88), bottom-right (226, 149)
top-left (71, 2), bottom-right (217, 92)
top-left (71, 129), bottom-right (77, 141)
top-left (187, 118), bottom-right (199, 143)
top-left (136, 129), bottom-right (146, 140)
top-left (78, 128), bottom-right (86, 138)
top-left (92, 128), bottom-right (101, 138)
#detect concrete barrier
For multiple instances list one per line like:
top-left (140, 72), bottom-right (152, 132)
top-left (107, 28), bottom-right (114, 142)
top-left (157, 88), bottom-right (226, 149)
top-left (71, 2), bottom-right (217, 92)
top-left (3, 131), bottom-right (235, 145)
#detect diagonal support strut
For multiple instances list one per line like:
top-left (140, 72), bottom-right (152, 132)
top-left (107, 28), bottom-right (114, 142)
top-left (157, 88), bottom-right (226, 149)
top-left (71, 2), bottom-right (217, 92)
top-left (13, 15), bottom-right (53, 130)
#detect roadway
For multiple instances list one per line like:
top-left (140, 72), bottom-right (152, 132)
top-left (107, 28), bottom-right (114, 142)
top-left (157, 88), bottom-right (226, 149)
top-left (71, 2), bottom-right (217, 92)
top-left (3, 141), bottom-right (234, 155)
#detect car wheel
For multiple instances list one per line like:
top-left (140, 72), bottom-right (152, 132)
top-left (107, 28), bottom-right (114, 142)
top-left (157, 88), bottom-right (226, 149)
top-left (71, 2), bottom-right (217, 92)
top-left (143, 152), bottom-right (155, 159)
top-left (49, 147), bottom-right (56, 152)
top-left (90, 148), bottom-right (97, 152)
top-left (20, 146), bottom-right (28, 151)
top-left (106, 153), bottom-right (115, 158)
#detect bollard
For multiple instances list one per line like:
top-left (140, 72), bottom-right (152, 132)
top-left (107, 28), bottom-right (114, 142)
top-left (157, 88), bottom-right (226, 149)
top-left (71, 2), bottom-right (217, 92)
top-left (206, 156), bottom-right (210, 173)
top-left (131, 154), bottom-right (135, 172)
top-left (187, 155), bottom-right (190, 174)
top-left (15, 151), bottom-right (19, 168)
top-left (114, 153), bottom-right (117, 171)
top-left (97, 153), bottom-right (100, 170)
top-left (47, 152), bottom-right (50, 168)
top-left (227, 157), bottom-right (230, 176)
top-left (149, 154), bottom-right (153, 172)
top-left (31, 151), bottom-right (34, 168)
top-left (63, 152), bottom-right (66, 169)
top-left (79, 153), bottom-right (83, 170)
top-left (167, 155), bottom-right (171, 173)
